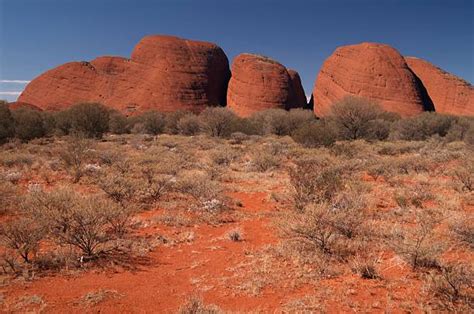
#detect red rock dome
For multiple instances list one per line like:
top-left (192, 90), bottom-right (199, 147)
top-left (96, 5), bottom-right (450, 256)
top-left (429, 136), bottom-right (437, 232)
top-left (227, 54), bottom-right (306, 117)
top-left (405, 57), bottom-right (473, 116)
top-left (18, 35), bottom-right (230, 114)
top-left (313, 42), bottom-right (428, 117)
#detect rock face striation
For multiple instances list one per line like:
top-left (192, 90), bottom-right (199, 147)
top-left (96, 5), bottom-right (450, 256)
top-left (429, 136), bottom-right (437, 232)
top-left (227, 54), bottom-right (306, 117)
top-left (18, 35), bottom-right (231, 114)
top-left (312, 42), bottom-right (430, 117)
top-left (405, 57), bottom-right (474, 116)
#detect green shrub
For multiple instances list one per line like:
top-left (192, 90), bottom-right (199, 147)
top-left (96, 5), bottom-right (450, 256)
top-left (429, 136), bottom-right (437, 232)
top-left (390, 112), bottom-right (456, 141)
top-left (165, 110), bottom-right (189, 134)
top-left (292, 120), bottom-right (339, 147)
top-left (141, 111), bottom-right (166, 135)
top-left (0, 101), bottom-right (15, 143)
top-left (65, 103), bottom-right (110, 138)
top-left (108, 111), bottom-right (129, 134)
top-left (12, 107), bottom-right (46, 141)
top-left (177, 114), bottom-right (201, 136)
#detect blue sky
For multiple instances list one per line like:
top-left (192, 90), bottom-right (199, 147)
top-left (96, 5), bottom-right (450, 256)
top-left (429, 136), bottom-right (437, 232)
top-left (0, 0), bottom-right (472, 102)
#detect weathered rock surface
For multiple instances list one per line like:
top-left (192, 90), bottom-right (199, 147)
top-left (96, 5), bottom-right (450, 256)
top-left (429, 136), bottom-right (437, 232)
top-left (227, 54), bottom-right (306, 117)
top-left (18, 35), bottom-right (230, 114)
top-left (405, 57), bottom-right (474, 116)
top-left (8, 101), bottom-right (43, 111)
top-left (287, 69), bottom-right (308, 109)
top-left (313, 42), bottom-right (429, 117)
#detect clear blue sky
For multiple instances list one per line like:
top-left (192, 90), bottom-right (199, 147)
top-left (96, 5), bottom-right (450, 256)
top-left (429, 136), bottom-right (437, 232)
top-left (0, 0), bottom-right (473, 102)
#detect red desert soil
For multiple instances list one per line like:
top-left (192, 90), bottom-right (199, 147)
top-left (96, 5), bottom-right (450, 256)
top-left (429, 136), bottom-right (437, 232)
top-left (1, 185), bottom-right (440, 313)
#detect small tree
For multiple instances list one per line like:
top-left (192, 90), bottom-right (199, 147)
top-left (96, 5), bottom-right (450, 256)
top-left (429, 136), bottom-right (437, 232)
top-left (59, 137), bottom-right (93, 183)
top-left (108, 111), bottom-right (130, 134)
top-left (292, 120), bottom-right (339, 147)
top-left (200, 107), bottom-right (237, 137)
top-left (330, 96), bottom-right (384, 140)
top-left (24, 189), bottom-right (126, 258)
top-left (0, 218), bottom-right (45, 263)
top-left (142, 111), bottom-right (166, 135)
top-left (177, 114), bottom-right (201, 136)
top-left (12, 107), bottom-right (46, 141)
top-left (66, 103), bottom-right (110, 138)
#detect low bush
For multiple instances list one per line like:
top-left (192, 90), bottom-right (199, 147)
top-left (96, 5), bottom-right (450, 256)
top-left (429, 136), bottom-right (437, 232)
top-left (0, 217), bottom-right (45, 263)
top-left (108, 111), bottom-right (130, 134)
top-left (177, 113), bottom-right (201, 135)
top-left (390, 112), bottom-right (456, 141)
top-left (291, 120), bottom-right (339, 148)
top-left (428, 262), bottom-right (473, 308)
top-left (164, 110), bottom-right (188, 134)
top-left (289, 158), bottom-right (343, 211)
top-left (12, 107), bottom-right (46, 141)
top-left (329, 96), bottom-right (392, 140)
top-left (200, 107), bottom-right (237, 137)
top-left (59, 137), bottom-right (94, 183)
top-left (392, 209), bottom-right (444, 270)
top-left (64, 103), bottom-right (111, 138)
top-left (24, 189), bottom-right (130, 258)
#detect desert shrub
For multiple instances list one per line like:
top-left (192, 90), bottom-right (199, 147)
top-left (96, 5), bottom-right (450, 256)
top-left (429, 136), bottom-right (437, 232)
top-left (229, 132), bottom-right (250, 144)
top-left (390, 112), bottom-right (456, 141)
top-left (449, 215), bottom-right (473, 248)
top-left (200, 107), bottom-right (237, 137)
top-left (97, 174), bottom-right (140, 206)
top-left (0, 218), bottom-right (45, 263)
top-left (210, 147), bottom-right (239, 166)
top-left (0, 180), bottom-right (18, 213)
top-left (140, 111), bottom-right (166, 135)
top-left (179, 296), bottom-right (220, 314)
top-left (12, 107), bottom-right (46, 141)
top-left (393, 184), bottom-right (434, 209)
top-left (0, 101), bottom-right (15, 143)
top-left (139, 166), bottom-right (175, 204)
top-left (52, 110), bottom-right (73, 135)
top-left (445, 117), bottom-right (474, 143)
top-left (165, 110), bottom-right (188, 134)
top-left (291, 120), bottom-right (339, 148)
top-left (108, 111), bottom-right (129, 134)
top-left (250, 149), bottom-right (280, 172)
top-left (365, 118), bottom-right (391, 140)
top-left (392, 209), bottom-right (444, 270)
top-left (228, 117), bottom-right (261, 135)
top-left (65, 103), bottom-right (110, 138)
top-left (329, 96), bottom-right (387, 140)
top-left (227, 229), bottom-right (243, 242)
top-left (289, 158), bottom-right (343, 211)
top-left (176, 171), bottom-right (226, 212)
top-left (282, 193), bottom-right (366, 257)
top-left (24, 189), bottom-right (128, 257)
top-left (177, 114), bottom-right (201, 135)
top-left (250, 109), bottom-right (291, 135)
top-left (452, 163), bottom-right (473, 192)
top-left (428, 262), bottom-right (473, 308)
top-left (59, 137), bottom-right (94, 183)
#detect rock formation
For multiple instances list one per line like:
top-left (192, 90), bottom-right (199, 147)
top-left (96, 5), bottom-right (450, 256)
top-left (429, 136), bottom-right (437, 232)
top-left (287, 69), bottom-right (308, 109)
top-left (405, 57), bottom-right (474, 116)
top-left (227, 54), bottom-right (306, 117)
top-left (18, 35), bottom-right (230, 114)
top-left (8, 101), bottom-right (43, 111)
top-left (312, 42), bottom-right (430, 117)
